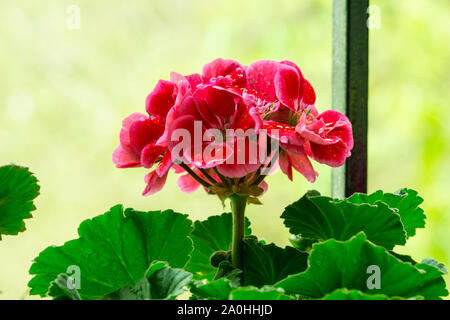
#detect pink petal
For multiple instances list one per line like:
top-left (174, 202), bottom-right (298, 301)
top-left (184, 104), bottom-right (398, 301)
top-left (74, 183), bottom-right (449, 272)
top-left (217, 162), bottom-right (260, 178)
top-left (119, 113), bottom-right (147, 149)
top-left (217, 138), bottom-right (261, 178)
top-left (279, 151), bottom-right (293, 181)
top-left (198, 142), bottom-right (233, 168)
top-left (280, 61), bottom-right (315, 108)
top-left (141, 144), bottom-right (165, 169)
top-left (170, 72), bottom-right (202, 90)
top-left (168, 115), bottom-right (221, 167)
top-left (263, 120), bottom-right (305, 151)
top-left (280, 60), bottom-right (303, 78)
top-left (318, 110), bottom-right (354, 149)
top-left (246, 60), bottom-right (279, 100)
top-left (288, 151), bottom-right (318, 182)
top-left (171, 76), bottom-right (193, 114)
top-left (258, 148), bottom-right (279, 176)
top-left (309, 140), bottom-right (351, 167)
top-left (112, 145), bottom-right (140, 168)
top-left (174, 95), bottom-right (202, 119)
top-left (155, 108), bottom-right (176, 148)
top-left (114, 113), bottom-right (146, 167)
top-left (296, 109), bottom-right (353, 167)
top-left (231, 101), bottom-right (256, 132)
top-left (129, 116), bottom-right (165, 154)
top-left (296, 113), bottom-right (339, 146)
top-left (142, 171), bottom-right (168, 196)
top-left (202, 58), bottom-right (246, 86)
top-left (172, 164), bottom-right (185, 174)
top-left (258, 180), bottom-right (268, 194)
top-left (195, 99), bottom-right (221, 128)
top-left (145, 80), bottom-right (176, 119)
top-left (274, 64), bottom-right (301, 111)
top-left (177, 174), bottom-right (201, 193)
top-left (268, 106), bottom-right (292, 123)
top-left (196, 86), bottom-right (236, 120)
top-left (170, 72), bottom-right (185, 84)
top-left (185, 73), bottom-right (203, 88)
top-left (306, 105), bottom-right (319, 117)
top-left (156, 151), bottom-right (173, 177)
top-left (249, 107), bottom-right (263, 132)
top-left (167, 114), bottom-right (202, 155)
top-left (300, 79), bottom-right (316, 106)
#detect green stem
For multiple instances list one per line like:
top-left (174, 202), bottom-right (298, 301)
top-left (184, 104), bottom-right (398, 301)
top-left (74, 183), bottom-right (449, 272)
top-left (213, 167), bottom-right (231, 188)
top-left (250, 173), bottom-right (266, 187)
top-left (179, 163), bottom-right (211, 188)
top-left (230, 194), bottom-right (248, 270)
top-left (198, 168), bottom-right (217, 185)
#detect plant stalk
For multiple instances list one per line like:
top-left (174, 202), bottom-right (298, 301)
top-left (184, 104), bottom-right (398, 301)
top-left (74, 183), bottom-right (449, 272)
top-left (230, 194), bottom-right (248, 270)
top-left (179, 163), bottom-right (211, 188)
top-left (198, 168), bottom-right (217, 185)
top-left (213, 167), bottom-right (231, 188)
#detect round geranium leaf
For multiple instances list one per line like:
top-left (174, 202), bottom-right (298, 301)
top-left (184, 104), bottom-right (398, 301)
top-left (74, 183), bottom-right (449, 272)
top-left (0, 164), bottom-right (40, 239)
top-left (276, 233), bottom-right (448, 300)
top-left (28, 206), bottom-right (193, 299)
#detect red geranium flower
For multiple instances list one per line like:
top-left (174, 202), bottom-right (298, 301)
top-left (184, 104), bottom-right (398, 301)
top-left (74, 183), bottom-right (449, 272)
top-left (113, 58), bottom-right (353, 200)
top-left (244, 59), bottom-right (353, 182)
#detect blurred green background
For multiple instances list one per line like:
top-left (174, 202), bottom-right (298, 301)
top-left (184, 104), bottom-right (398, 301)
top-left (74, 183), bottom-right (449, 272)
top-left (1, 0), bottom-right (449, 299)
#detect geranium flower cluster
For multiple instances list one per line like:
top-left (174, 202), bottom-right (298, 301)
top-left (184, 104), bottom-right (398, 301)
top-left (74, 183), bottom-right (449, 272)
top-left (113, 59), bottom-right (353, 202)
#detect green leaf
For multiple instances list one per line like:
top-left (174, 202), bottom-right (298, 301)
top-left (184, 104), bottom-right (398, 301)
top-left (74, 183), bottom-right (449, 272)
top-left (229, 286), bottom-right (295, 300)
top-left (347, 188), bottom-right (426, 238)
top-left (214, 261), bottom-right (242, 287)
top-left (421, 258), bottom-right (448, 274)
top-left (388, 251), bottom-right (417, 265)
top-left (276, 233), bottom-right (448, 300)
top-left (191, 281), bottom-right (296, 301)
top-left (288, 235), bottom-right (317, 252)
top-left (28, 205), bottom-right (193, 299)
top-left (186, 213), bottom-right (251, 280)
top-left (281, 191), bottom-right (406, 250)
top-left (321, 288), bottom-right (420, 300)
top-left (104, 261), bottom-right (192, 300)
top-left (48, 274), bottom-right (81, 300)
top-left (190, 278), bottom-right (234, 300)
top-left (0, 165), bottom-right (40, 239)
top-left (243, 239), bottom-right (308, 287)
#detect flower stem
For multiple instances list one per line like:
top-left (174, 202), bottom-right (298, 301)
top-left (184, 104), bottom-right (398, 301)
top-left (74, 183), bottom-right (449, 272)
top-left (213, 167), bottom-right (231, 188)
top-left (198, 168), bottom-right (217, 185)
top-left (250, 173), bottom-right (266, 187)
top-left (230, 194), bottom-right (248, 270)
top-left (179, 163), bottom-right (211, 188)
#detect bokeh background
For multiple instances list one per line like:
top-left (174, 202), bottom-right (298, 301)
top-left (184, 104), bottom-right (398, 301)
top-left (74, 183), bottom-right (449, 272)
top-left (1, 0), bottom-right (449, 299)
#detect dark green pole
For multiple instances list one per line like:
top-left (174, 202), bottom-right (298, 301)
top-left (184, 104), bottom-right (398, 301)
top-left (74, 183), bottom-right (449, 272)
top-left (332, 0), bottom-right (369, 198)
